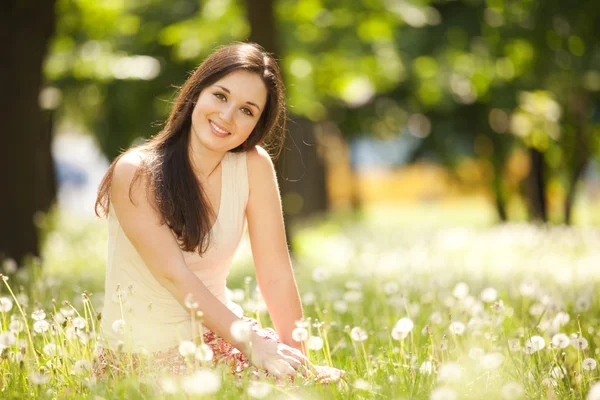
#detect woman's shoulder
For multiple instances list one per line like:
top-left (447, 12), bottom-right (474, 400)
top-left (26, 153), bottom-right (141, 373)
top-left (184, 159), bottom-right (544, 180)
top-left (245, 145), bottom-right (273, 171)
top-left (112, 148), bottom-right (151, 190)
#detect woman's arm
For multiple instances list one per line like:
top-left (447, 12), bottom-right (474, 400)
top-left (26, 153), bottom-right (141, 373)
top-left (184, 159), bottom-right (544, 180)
top-left (246, 147), bottom-right (305, 353)
top-left (110, 152), bottom-right (257, 356)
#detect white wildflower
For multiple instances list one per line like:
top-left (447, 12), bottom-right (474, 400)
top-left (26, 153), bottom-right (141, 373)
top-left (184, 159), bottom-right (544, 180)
top-left (468, 347), bottom-right (484, 360)
top-left (9, 319), bottom-right (24, 334)
top-left (572, 337), bottom-right (589, 350)
top-left (481, 352), bottom-right (504, 369)
top-left (508, 339), bottom-right (521, 352)
top-left (501, 382), bottom-right (524, 399)
top-left (350, 327), bottom-right (368, 342)
top-left (383, 281), bottom-right (399, 295)
top-left (333, 300), bottom-right (348, 313)
top-left (519, 281), bottom-right (536, 297)
top-left (554, 312), bottom-right (570, 326)
top-left (449, 321), bottom-right (466, 335)
top-left (158, 376), bottom-right (178, 394)
top-left (229, 288), bottom-right (245, 302)
top-left (583, 358), bottom-right (597, 371)
top-left (29, 371), bottom-right (50, 385)
top-left (311, 268), bottom-right (330, 282)
top-left (0, 297), bottom-right (13, 312)
top-left (0, 332), bottom-right (16, 347)
top-left (3, 259), bottom-right (17, 274)
top-left (480, 287), bottom-right (498, 303)
top-left (437, 362), bottom-right (462, 382)
top-left (420, 360), bottom-right (433, 375)
top-left (430, 387), bottom-right (457, 400)
top-left (392, 317), bottom-right (414, 341)
top-left (551, 333), bottom-right (570, 349)
top-left (72, 317), bottom-right (86, 330)
top-left (529, 303), bottom-right (545, 317)
top-left (550, 366), bottom-right (566, 380)
top-left (302, 292), bottom-right (316, 305)
top-left (74, 359), bottom-right (92, 375)
top-left (429, 311), bottom-right (443, 325)
top-left (181, 369), bottom-right (221, 395)
top-left (354, 379), bottom-right (371, 390)
top-left (343, 290), bottom-right (363, 303)
top-left (65, 326), bottom-right (76, 339)
top-left (60, 307), bottom-right (75, 318)
top-left (345, 281), bottom-right (362, 290)
top-left (452, 282), bottom-right (469, 299)
top-left (292, 327), bottom-right (308, 342)
top-left (33, 320), bottom-right (50, 333)
top-left (524, 336), bottom-right (545, 354)
top-left (247, 381), bottom-right (271, 398)
top-left (53, 313), bottom-right (65, 325)
top-left (574, 296), bottom-right (592, 312)
top-left (178, 340), bottom-right (196, 357)
top-left (230, 320), bottom-right (252, 342)
top-left (308, 336), bottom-right (324, 351)
top-left (184, 293), bottom-right (199, 310)
top-left (111, 320), bottom-right (126, 336)
top-left (195, 344), bottom-right (213, 362)
top-left (43, 343), bottom-right (57, 357)
top-left (32, 310), bottom-right (46, 321)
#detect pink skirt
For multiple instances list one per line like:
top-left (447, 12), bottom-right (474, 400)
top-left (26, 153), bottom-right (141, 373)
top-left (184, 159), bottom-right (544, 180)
top-left (92, 317), bottom-right (343, 384)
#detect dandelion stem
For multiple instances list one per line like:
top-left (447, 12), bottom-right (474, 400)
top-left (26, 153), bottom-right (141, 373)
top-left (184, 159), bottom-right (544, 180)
top-left (2, 276), bottom-right (38, 365)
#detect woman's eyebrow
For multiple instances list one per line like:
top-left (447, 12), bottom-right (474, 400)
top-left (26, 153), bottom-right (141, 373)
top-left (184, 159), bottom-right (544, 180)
top-left (214, 85), bottom-right (261, 111)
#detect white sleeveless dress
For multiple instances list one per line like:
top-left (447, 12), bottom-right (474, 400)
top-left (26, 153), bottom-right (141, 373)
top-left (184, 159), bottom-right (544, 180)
top-left (98, 151), bottom-right (248, 354)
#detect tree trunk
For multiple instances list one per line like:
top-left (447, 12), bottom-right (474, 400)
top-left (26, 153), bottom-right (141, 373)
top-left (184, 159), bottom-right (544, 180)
top-left (492, 170), bottom-right (507, 222)
top-left (245, 0), bottom-right (329, 243)
top-left (526, 148), bottom-right (547, 222)
top-left (564, 157), bottom-right (588, 226)
top-left (35, 109), bottom-right (57, 214)
top-left (0, 0), bottom-right (56, 264)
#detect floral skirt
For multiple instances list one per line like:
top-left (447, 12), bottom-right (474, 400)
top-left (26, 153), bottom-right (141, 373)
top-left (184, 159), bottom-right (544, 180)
top-left (92, 317), bottom-right (343, 384)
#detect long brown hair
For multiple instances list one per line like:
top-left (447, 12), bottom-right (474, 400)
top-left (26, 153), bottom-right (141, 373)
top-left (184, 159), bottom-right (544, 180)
top-left (95, 42), bottom-right (286, 255)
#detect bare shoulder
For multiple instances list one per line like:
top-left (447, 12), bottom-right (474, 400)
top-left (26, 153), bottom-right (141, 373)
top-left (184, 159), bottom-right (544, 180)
top-left (111, 149), bottom-right (151, 199)
top-left (246, 145), bottom-right (275, 173)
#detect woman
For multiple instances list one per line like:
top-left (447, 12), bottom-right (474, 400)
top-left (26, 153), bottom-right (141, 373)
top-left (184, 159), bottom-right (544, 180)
top-left (93, 42), bottom-right (342, 383)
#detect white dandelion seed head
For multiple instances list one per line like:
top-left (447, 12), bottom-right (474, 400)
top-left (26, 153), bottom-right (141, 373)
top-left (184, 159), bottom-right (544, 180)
top-left (501, 382), bottom-right (525, 399)
top-left (551, 333), bottom-right (570, 349)
top-left (183, 293), bottom-right (199, 310)
top-left (247, 381), bottom-right (271, 398)
top-left (343, 290), bottom-right (363, 303)
top-left (437, 362), bottom-right (463, 382)
top-left (392, 326), bottom-right (409, 341)
top-left (228, 288), bottom-right (245, 303)
top-left (354, 379), bottom-right (371, 390)
top-left (29, 371), bottom-right (50, 385)
top-left (527, 336), bottom-right (546, 352)
top-left (111, 320), bottom-right (126, 336)
top-left (60, 307), bottom-right (75, 318)
top-left (452, 282), bottom-right (469, 299)
top-left (468, 347), bottom-right (484, 360)
top-left (491, 299), bottom-right (505, 314)
top-left (350, 326), bottom-right (368, 342)
top-left (0, 297), bottom-right (13, 312)
top-left (9, 319), bottom-right (24, 334)
top-left (181, 369), bottom-right (221, 395)
top-left (291, 327), bottom-right (309, 342)
top-left (508, 339), bottom-right (521, 352)
top-left (449, 321), bottom-right (466, 335)
top-left (158, 376), bottom-right (179, 394)
top-left (395, 317), bottom-right (414, 334)
top-left (0, 332), bottom-right (16, 347)
top-left (43, 343), bottom-right (57, 357)
top-left (345, 280), bottom-right (362, 290)
top-left (550, 366), bottom-right (566, 380)
top-left (308, 336), bottom-right (324, 351)
top-left (572, 336), bottom-right (589, 350)
top-left (481, 352), bottom-right (504, 369)
top-left (195, 343), bottom-right (214, 362)
top-left (178, 340), bottom-right (197, 357)
top-left (430, 387), bottom-right (457, 400)
top-left (429, 311), bottom-right (443, 325)
top-left (574, 296), bottom-right (592, 312)
top-left (333, 300), bottom-right (348, 313)
top-left (420, 360), bottom-right (433, 375)
top-left (77, 330), bottom-right (89, 344)
top-left (480, 287), bottom-right (498, 303)
top-left (74, 359), bottom-right (92, 375)
top-left (519, 281), bottom-right (536, 297)
top-left (53, 313), bottom-right (65, 325)
top-left (33, 320), bottom-right (50, 333)
top-left (302, 292), bottom-right (316, 305)
top-left (554, 311), bottom-right (570, 326)
top-left (383, 281), bottom-right (400, 295)
top-left (32, 309), bottom-right (46, 321)
top-left (311, 267), bottom-right (330, 283)
top-left (230, 320), bottom-right (252, 342)
top-left (72, 317), bottom-right (86, 330)
top-left (583, 358), bottom-right (597, 371)
top-left (65, 326), bottom-right (76, 339)
top-left (295, 319), bottom-right (310, 328)
top-left (3, 259), bottom-right (17, 274)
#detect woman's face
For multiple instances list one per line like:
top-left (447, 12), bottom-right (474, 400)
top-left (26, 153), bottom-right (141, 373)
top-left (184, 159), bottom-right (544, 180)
top-left (190, 69), bottom-right (268, 153)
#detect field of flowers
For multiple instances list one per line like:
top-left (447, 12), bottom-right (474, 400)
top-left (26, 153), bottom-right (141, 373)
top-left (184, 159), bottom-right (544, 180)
top-left (1, 205), bottom-right (600, 399)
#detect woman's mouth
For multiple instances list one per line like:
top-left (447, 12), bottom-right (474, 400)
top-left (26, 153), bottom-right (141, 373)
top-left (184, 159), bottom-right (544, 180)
top-left (209, 120), bottom-right (230, 138)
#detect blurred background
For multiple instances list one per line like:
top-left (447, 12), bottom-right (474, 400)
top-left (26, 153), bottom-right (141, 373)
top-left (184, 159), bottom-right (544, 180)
top-left (2, 0), bottom-right (600, 264)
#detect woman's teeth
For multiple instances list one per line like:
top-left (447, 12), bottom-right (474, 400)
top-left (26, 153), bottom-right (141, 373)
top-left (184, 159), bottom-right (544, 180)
top-left (210, 121), bottom-right (230, 135)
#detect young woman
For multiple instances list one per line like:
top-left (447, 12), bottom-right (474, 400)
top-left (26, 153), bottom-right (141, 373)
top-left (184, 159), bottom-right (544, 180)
top-left (92, 42), bottom-right (342, 383)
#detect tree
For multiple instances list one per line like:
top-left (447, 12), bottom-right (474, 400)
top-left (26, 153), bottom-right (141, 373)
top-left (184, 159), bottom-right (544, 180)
top-left (0, 0), bottom-right (56, 264)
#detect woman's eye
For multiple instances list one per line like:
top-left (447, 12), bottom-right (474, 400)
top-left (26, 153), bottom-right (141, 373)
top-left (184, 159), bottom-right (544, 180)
top-left (214, 93), bottom-right (226, 101)
top-left (242, 108), bottom-right (253, 116)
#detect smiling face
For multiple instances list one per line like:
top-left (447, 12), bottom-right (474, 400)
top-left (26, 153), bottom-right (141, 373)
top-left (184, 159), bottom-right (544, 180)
top-left (189, 69), bottom-right (268, 154)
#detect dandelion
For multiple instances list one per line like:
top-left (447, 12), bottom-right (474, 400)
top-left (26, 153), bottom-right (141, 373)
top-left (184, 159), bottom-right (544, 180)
top-left (343, 290), bottom-right (363, 303)
top-left (420, 360), bottom-right (433, 375)
top-left (574, 296), bottom-right (592, 312)
top-left (395, 317), bottom-right (414, 334)
top-left (247, 381), bottom-right (271, 398)
top-left (181, 369), bottom-right (221, 395)
top-left (184, 293), bottom-right (199, 310)
top-left (16, 293), bottom-right (28, 306)
top-left (354, 379), bottom-right (371, 390)
top-left (554, 311), bottom-right (570, 326)
top-left (72, 317), bottom-right (86, 330)
top-left (345, 281), bottom-right (362, 290)
top-left (524, 336), bottom-right (545, 354)
top-left (430, 387), bottom-right (457, 400)
top-left (528, 303), bottom-right (545, 317)
top-left (312, 268), bottom-right (330, 282)
top-left (0, 297), bottom-right (13, 312)
top-left (383, 281), bottom-right (399, 295)
top-left (583, 358), bottom-right (597, 371)
top-left (53, 313), bottom-right (65, 325)
top-left (74, 359), bottom-right (92, 375)
top-left (437, 362), bottom-right (462, 382)
top-left (9, 319), bottom-right (24, 334)
top-left (195, 344), bottom-right (214, 362)
top-left (480, 287), bottom-right (498, 303)
top-left (519, 281), bottom-right (536, 297)
top-left (550, 366), bottom-right (566, 380)
top-left (452, 282), bottom-right (469, 299)
top-left (541, 378), bottom-right (557, 389)
top-left (159, 376), bottom-right (179, 394)
top-left (32, 309), bottom-right (46, 321)
top-left (178, 340), bottom-right (196, 357)
top-left (292, 327), bottom-right (308, 342)
top-left (429, 311), bottom-right (443, 325)
top-left (491, 300), bottom-right (505, 314)
top-left (29, 371), bottom-right (50, 385)
top-left (295, 319), bottom-right (310, 328)
top-left (333, 300), bottom-right (348, 313)
top-left (468, 347), bottom-right (484, 360)
top-left (308, 336), bottom-right (324, 351)
top-left (501, 382), bottom-right (524, 399)
top-left (572, 336), bottom-right (589, 350)
top-left (229, 288), bottom-right (245, 302)
top-left (449, 321), bottom-right (466, 335)
top-left (508, 339), bottom-right (521, 352)
top-left (65, 326), bottom-right (76, 339)
top-left (303, 292), bottom-right (316, 305)
top-left (481, 352), bottom-right (504, 369)
top-left (60, 307), bottom-right (75, 318)
top-left (33, 320), bottom-right (50, 333)
top-left (551, 333), bottom-right (570, 349)
top-left (350, 327), bottom-right (368, 342)
top-left (3, 259), bottom-right (17, 274)
top-left (112, 320), bottom-right (126, 336)
top-left (43, 343), bottom-right (57, 357)
top-left (0, 332), bottom-right (16, 347)
top-left (228, 321), bottom-right (251, 343)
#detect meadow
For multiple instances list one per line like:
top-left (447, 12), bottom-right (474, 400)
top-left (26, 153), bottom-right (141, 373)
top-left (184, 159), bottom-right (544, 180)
top-left (1, 201), bottom-right (600, 399)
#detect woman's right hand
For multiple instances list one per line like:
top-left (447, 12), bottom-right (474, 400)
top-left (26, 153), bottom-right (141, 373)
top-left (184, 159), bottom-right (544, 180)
top-left (247, 331), bottom-right (313, 380)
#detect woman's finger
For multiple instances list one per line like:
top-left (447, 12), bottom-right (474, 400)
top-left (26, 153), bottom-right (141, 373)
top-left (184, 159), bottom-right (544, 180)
top-left (276, 359), bottom-right (297, 377)
top-left (263, 359), bottom-right (283, 379)
top-left (283, 355), bottom-right (302, 370)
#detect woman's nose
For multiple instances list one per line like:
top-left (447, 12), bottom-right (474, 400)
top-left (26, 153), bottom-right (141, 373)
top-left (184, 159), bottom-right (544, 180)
top-left (219, 104), bottom-right (235, 122)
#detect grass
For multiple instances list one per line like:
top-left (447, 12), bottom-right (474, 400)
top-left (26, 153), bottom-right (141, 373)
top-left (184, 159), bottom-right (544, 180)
top-left (1, 201), bottom-right (600, 399)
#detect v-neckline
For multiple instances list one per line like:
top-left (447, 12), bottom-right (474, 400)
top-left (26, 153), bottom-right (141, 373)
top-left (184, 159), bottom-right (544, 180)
top-left (209, 152), bottom-right (227, 233)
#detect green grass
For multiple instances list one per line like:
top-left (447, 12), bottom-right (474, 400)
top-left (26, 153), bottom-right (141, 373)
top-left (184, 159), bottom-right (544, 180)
top-left (1, 202), bottom-right (600, 399)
